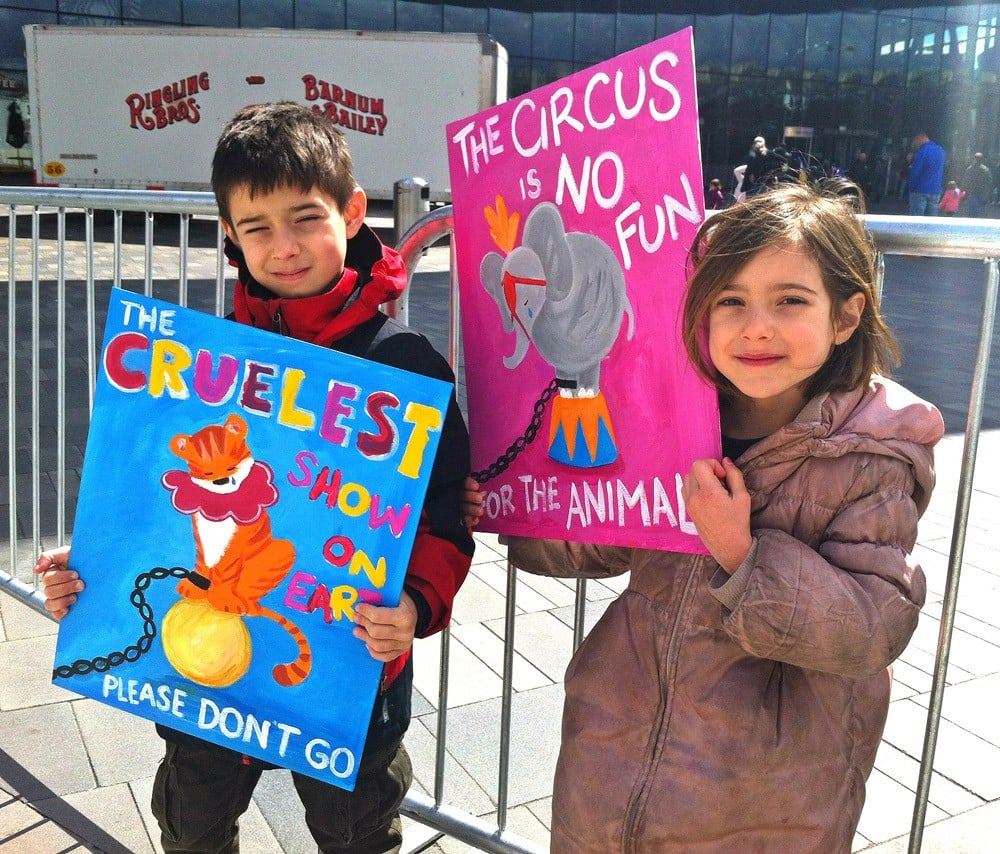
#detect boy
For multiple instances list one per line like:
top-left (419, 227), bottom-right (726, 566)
top-left (35, 102), bottom-right (474, 853)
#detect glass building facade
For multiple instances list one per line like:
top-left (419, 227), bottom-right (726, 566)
top-left (2, 1), bottom-right (999, 192)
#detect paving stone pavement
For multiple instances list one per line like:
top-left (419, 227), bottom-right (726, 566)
top-left (2, 206), bottom-right (1000, 852)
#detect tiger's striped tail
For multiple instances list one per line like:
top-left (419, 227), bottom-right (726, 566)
top-left (258, 607), bottom-right (312, 686)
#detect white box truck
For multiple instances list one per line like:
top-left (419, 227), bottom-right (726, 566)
top-left (23, 25), bottom-right (507, 200)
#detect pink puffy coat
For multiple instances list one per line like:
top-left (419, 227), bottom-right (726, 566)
top-left (507, 376), bottom-right (944, 853)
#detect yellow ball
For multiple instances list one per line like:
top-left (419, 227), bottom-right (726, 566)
top-left (162, 598), bottom-right (252, 688)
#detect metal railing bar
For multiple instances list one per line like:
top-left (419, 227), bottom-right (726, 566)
top-left (31, 210), bottom-right (41, 565)
top-left (573, 579), bottom-right (588, 651)
top-left (497, 561), bottom-right (519, 830)
top-left (394, 204), bottom-right (454, 325)
top-left (215, 224), bottom-right (227, 317)
top-left (179, 212), bottom-right (190, 306)
top-left (113, 209), bottom-right (123, 288)
top-left (6, 203), bottom-right (18, 584)
top-left (433, 625), bottom-right (452, 806)
top-left (0, 187), bottom-right (218, 216)
top-left (144, 210), bottom-right (155, 296)
top-left (864, 213), bottom-right (1000, 258)
top-left (448, 240), bottom-right (460, 370)
top-left (0, 575), bottom-right (51, 618)
top-left (402, 790), bottom-right (544, 854)
top-left (908, 257), bottom-right (999, 853)
top-left (85, 208), bottom-right (97, 414)
top-left (57, 208), bottom-right (67, 545)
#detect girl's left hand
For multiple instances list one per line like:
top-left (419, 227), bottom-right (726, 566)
top-left (682, 457), bottom-right (753, 574)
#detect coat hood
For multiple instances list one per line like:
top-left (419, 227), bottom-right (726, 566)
top-left (740, 375), bottom-right (944, 515)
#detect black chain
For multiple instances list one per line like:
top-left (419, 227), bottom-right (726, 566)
top-left (471, 380), bottom-right (558, 484)
top-left (52, 566), bottom-right (190, 680)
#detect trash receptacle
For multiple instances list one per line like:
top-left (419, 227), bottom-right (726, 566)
top-left (393, 177), bottom-right (430, 247)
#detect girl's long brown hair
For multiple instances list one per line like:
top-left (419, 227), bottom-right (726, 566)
top-left (682, 181), bottom-right (900, 402)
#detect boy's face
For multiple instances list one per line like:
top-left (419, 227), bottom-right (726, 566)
top-left (221, 183), bottom-right (367, 299)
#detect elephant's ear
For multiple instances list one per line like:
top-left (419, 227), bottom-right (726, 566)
top-left (480, 251), bottom-right (514, 332)
top-left (523, 202), bottom-right (573, 303)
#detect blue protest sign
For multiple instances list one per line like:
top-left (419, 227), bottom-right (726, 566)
top-left (53, 288), bottom-right (452, 790)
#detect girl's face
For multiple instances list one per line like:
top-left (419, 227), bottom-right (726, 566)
top-left (708, 243), bottom-right (863, 429)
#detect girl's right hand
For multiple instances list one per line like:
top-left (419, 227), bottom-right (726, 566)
top-left (462, 476), bottom-right (485, 529)
top-left (681, 457), bottom-right (753, 575)
top-left (33, 546), bottom-right (83, 620)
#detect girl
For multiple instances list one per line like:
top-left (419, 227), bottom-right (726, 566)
top-left (938, 180), bottom-right (965, 215)
top-left (464, 182), bottom-right (943, 852)
top-left (705, 176), bottom-right (726, 210)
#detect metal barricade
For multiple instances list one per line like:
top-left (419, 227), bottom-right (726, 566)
top-left (2, 186), bottom-right (998, 854)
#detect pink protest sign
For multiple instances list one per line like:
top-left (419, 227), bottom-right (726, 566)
top-left (448, 29), bottom-right (720, 552)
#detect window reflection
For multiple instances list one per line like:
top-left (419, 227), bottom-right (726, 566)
top-left (769, 14), bottom-right (805, 77)
top-left (397, 1), bottom-right (442, 31)
top-left (63, 0), bottom-right (120, 15)
top-left (2, 0), bottom-right (56, 9)
top-left (346, 0), bottom-right (394, 30)
top-left (531, 58), bottom-right (573, 90)
top-left (127, 0), bottom-right (181, 22)
top-left (697, 70), bottom-right (731, 169)
top-left (295, 0), bottom-right (345, 29)
top-left (656, 14), bottom-right (693, 40)
top-left (804, 13), bottom-right (841, 80)
top-left (840, 13), bottom-right (876, 83)
top-left (533, 11), bottom-right (573, 61)
top-left (732, 15), bottom-right (769, 75)
top-left (615, 13), bottom-right (654, 54)
top-left (693, 15), bottom-right (732, 73)
top-left (508, 56), bottom-right (532, 97)
top-left (874, 13), bottom-right (911, 84)
top-left (54, 13), bottom-right (118, 26)
top-left (183, 0), bottom-right (238, 27)
top-left (241, 0), bottom-right (293, 28)
top-left (444, 5), bottom-right (487, 34)
top-left (2, 9), bottom-right (57, 69)
top-left (908, 17), bottom-right (942, 83)
top-left (489, 7), bottom-right (531, 57)
top-left (575, 12), bottom-right (613, 64)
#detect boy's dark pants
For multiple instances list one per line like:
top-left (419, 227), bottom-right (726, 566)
top-left (151, 736), bottom-right (411, 853)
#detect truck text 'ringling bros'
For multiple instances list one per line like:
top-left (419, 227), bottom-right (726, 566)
top-left (23, 26), bottom-right (507, 201)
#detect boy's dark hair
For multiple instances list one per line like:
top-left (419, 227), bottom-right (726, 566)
top-left (683, 181), bottom-right (900, 402)
top-left (212, 101), bottom-right (356, 224)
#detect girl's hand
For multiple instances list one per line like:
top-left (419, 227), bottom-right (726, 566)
top-left (462, 475), bottom-right (485, 528)
top-left (33, 546), bottom-right (83, 620)
top-left (682, 458), bottom-right (753, 574)
top-left (353, 592), bottom-right (418, 663)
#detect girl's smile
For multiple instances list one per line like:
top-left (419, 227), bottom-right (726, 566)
top-left (734, 353), bottom-right (783, 366)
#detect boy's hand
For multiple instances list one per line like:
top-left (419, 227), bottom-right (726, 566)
top-left (33, 545), bottom-right (83, 620)
top-left (462, 475), bottom-right (484, 528)
top-left (682, 458), bottom-right (753, 575)
top-left (354, 591), bottom-right (418, 662)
